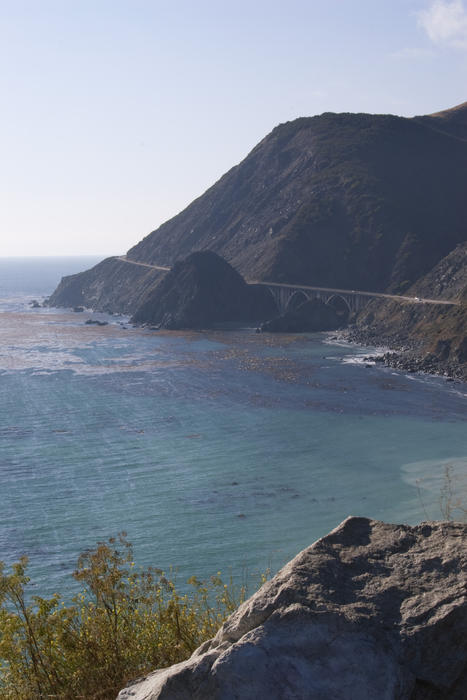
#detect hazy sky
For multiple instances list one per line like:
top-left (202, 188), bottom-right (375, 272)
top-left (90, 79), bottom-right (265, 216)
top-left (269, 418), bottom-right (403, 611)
top-left (1, 0), bottom-right (466, 256)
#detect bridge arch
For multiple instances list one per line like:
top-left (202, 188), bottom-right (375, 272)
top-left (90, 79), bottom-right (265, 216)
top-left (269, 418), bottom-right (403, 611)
top-left (262, 286), bottom-right (281, 315)
top-left (325, 294), bottom-right (352, 316)
top-left (285, 290), bottom-right (310, 312)
top-left (261, 283), bottom-right (373, 316)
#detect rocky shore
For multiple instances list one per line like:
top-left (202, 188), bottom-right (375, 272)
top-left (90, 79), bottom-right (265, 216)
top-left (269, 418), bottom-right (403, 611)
top-left (346, 243), bottom-right (467, 383)
top-left (345, 325), bottom-right (467, 382)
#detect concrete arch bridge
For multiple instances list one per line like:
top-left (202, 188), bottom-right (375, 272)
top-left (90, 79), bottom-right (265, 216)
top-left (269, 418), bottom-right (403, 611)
top-left (257, 282), bottom-right (372, 315)
top-left (115, 257), bottom-right (460, 312)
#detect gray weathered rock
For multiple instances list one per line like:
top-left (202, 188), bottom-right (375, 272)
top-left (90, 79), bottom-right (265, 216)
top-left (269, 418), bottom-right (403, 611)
top-left (117, 517), bottom-right (467, 699)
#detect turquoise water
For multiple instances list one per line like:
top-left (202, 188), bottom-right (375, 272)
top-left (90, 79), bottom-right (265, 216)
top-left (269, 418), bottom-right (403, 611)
top-left (0, 257), bottom-right (466, 598)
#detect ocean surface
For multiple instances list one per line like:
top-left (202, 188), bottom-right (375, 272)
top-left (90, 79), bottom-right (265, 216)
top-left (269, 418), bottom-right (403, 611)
top-left (0, 256), bottom-right (466, 598)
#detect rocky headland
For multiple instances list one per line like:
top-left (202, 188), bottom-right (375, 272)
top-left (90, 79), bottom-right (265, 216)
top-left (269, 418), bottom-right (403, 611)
top-left (47, 103), bottom-right (467, 378)
top-left (118, 516), bottom-right (467, 700)
top-left (47, 256), bottom-right (167, 315)
top-left (131, 251), bottom-right (276, 329)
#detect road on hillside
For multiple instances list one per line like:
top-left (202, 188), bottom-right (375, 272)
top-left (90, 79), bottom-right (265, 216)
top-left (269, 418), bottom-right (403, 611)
top-left (115, 256), bottom-right (460, 307)
top-left (256, 280), bottom-right (460, 306)
top-left (116, 255), bottom-right (170, 272)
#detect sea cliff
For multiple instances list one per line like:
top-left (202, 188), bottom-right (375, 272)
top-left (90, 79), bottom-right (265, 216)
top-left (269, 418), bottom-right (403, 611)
top-left (47, 257), bottom-right (166, 315)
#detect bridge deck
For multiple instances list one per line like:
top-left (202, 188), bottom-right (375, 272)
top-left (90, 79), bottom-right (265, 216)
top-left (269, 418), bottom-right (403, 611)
top-left (248, 280), bottom-right (459, 306)
top-left (116, 257), bottom-right (459, 307)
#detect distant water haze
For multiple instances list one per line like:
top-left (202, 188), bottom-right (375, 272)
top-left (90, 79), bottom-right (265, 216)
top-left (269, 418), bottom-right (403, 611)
top-left (0, 256), bottom-right (105, 299)
top-left (0, 258), bottom-right (466, 599)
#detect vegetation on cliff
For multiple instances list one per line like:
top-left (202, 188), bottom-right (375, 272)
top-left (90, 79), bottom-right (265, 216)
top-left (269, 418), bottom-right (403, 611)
top-left (1, 486), bottom-right (465, 699)
top-left (0, 535), bottom-right (253, 700)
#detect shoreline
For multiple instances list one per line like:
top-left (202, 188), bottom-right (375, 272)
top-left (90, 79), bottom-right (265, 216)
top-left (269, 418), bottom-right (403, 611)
top-left (336, 326), bottom-right (467, 383)
top-left (17, 290), bottom-right (467, 385)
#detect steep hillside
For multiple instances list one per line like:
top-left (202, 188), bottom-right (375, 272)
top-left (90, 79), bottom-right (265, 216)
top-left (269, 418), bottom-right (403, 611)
top-left (47, 257), bottom-right (166, 314)
top-left (416, 100), bottom-right (467, 141)
top-left (128, 105), bottom-right (467, 293)
top-left (352, 243), bottom-right (467, 379)
top-left (407, 241), bottom-right (467, 301)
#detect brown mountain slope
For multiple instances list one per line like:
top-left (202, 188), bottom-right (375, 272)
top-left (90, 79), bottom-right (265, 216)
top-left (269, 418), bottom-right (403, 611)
top-left (418, 101), bottom-right (467, 140)
top-left (128, 105), bottom-right (467, 293)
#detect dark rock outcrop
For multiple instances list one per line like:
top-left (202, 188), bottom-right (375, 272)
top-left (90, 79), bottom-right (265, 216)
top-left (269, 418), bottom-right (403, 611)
top-left (131, 251), bottom-right (276, 329)
top-left (118, 517), bottom-right (467, 700)
top-left (261, 298), bottom-right (345, 333)
top-left (84, 319), bottom-right (108, 326)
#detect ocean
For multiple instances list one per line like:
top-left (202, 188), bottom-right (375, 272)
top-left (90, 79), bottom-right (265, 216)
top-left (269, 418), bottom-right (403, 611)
top-left (0, 256), bottom-right (466, 598)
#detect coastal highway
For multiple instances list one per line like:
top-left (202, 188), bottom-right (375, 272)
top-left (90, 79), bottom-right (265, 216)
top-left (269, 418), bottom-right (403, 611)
top-left (253, 280), bottom-right (460, 306)
top-left (116, 255), bottom-right (170, 272)
top-left (115, 256), bottom-right (460, 307)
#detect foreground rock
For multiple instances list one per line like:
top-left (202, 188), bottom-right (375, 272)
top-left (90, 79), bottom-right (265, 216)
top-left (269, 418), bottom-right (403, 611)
top-left (131, 251), bottom-right (276, 329)
top-left (118, 517), bottom-right (467, 699)
top-left (261, 298), bottom-right (345, 333)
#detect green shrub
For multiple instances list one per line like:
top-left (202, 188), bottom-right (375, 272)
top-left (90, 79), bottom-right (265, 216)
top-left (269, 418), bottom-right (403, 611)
top-left (0, 534), bottom-right (255, 699)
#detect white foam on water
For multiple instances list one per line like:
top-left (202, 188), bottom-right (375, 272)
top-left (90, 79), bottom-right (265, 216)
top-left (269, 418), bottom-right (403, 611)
top-left (341, 355), bottom-right (373, 366)
top-left (323, 332), bottom-right (390, 368)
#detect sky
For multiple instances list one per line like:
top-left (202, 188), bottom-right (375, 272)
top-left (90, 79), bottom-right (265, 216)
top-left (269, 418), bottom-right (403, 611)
top-left (1, 0), bottom-right (467, 257)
